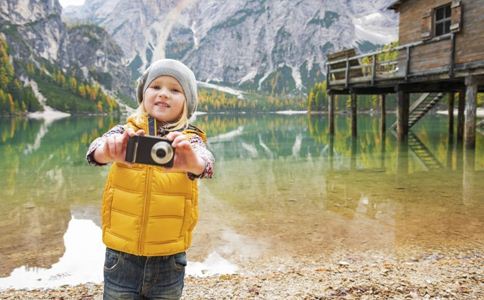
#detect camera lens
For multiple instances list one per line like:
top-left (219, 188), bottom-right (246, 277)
top-left (151, 141), bottom-right (174, 165)
top-left (156, 149), bottom-right (166, 158)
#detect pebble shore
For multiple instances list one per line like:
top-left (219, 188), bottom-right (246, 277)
top-left (1, 249), bottom-right (482, 299)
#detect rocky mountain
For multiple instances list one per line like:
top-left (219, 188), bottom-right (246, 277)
top-left (64, 0), bottom-right (398, 95)
top-left (0, 0), bottom-right (64, 62)
top-left (0, 0), bottom-right (132, 100)
top-left (60, 24), bottom-right (131, 93)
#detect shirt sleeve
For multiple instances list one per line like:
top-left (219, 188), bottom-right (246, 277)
top-left (187, 134), bottom-right (215, 180)
top-left (86, 125), bottom-right (125, 166)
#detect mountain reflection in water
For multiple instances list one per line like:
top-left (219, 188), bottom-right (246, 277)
top-left (0, 114), bottom-right (482, 289)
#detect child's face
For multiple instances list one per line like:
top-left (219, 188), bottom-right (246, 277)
top-left (143, 75), bottom-right (186, 123)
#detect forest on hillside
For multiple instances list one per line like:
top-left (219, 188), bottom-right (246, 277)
top-left (0, 36), bottom-right (119, 115)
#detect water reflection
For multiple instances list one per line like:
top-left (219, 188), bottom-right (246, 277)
top-left (0, 217), bottom-right (104, 289)
top-left (0, 117), bottom-right (118, 278)
top-left (0, 216), bottom-right (238, 289)
top-left (0, 113), bottom-right (483, 289)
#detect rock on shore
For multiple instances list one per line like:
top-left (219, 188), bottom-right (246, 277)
top-left (1, 250), bottom-right (482, 299)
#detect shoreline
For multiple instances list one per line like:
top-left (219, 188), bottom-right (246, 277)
top-left (437, 107), bottom-right (484, 117)
top-left (3, 107), bottom-right (484, 118)
top-left (1, 248), bottom-right (482, 299)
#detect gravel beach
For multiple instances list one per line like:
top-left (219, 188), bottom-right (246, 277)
top-left (1, 248), bottom-right (482, 299)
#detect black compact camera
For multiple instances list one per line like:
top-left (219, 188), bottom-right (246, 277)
top-left (125, 135), bottom-right (175, 167)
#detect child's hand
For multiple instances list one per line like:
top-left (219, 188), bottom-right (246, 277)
top-left (166, 131), bottom-right (205, 175)
top-left (94, 128), bottom-right (145, 164)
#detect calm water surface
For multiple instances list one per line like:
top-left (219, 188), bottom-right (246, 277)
top-left (0, 113), bottom-right (483, 289)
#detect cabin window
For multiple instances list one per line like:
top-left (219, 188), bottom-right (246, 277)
top-left (434, 4), bottom-right (451, 36)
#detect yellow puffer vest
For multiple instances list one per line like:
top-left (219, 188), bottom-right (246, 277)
top-left (101, 114), bottom-right (205, 256)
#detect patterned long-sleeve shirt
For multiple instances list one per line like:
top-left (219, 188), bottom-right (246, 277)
top-left (86, 125), bottom-right (214, 180)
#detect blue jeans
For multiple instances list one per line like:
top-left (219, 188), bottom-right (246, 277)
top-left (103, 248), bottom-right (186, 300)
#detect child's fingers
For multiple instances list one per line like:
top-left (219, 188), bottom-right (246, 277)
top-left (116, 133), bottom-right (126, 154)
top-left (172, 134), bottom-right (188, 147)
top-left (112, 136), bottom-right (119, 156)
top-left (166, 131), bottom-right (182, 141)
top-left (105, 134), bottom-right (125, 159)
top-left (174, 140), bottom-right (191, 150)
top-left (103, 139), bottom-right (112, 159)
top-left (120, 130), bottom-right (129, 142)
top-left (126, 128), bottom-right (145, 137)
top-left (126, 128), bottom-right (135, 137)
top-left (105, 137), bottom-right (116, 159)
top-left (120, 131), bottom-right (130, 152)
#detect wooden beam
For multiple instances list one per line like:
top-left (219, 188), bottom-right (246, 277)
top-left (397, 90), bottom-right (409, 142)
top-left (405, 46), bottom-right (411, 81)
top-left (328, 94), bottom-right (335, 135)
top-left (351, 93), bottom-right (357, 137)
top-left (371, 54), bottom-right (376, 86)
top-left (345, 58), bottom-right (350, 88)
top-left (349, 87), bottom-right (396, 94)
top-left (327, 88), bottom-right (350, 95)
top-left (449, 33), bottom-right (456, 78)
top-left (464, 76), bottom-right (478, 149)
top-left (457, 90), bottom-right (465, 143)
top-left (454, 61), bottom-right (484, 74)
top-left (395, 81), bottom-right (465, 93)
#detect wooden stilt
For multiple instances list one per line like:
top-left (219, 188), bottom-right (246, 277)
top-left (329, 94), bottom-right (335, 135)
top-left (380, 94), bottom-right (386, 169)
top-left (456, 145), bottom-right (463, 171)
top-left (457, 90), bottom-right (465, 143)
top-left (329, 135), bottom-right (334, 170)
top-left (464, 76), bottom-right (478, 149)
top-left (351, 93), bottom-right (357, 137)
top-left (396, 139), bottom-right (409, 175)
top-left (462, 147), bottom-right (476, 206)
top-left (397, 90), bottom-right (409, 142)
top-left (351, 136), bottom-right (357, 170)
top-left (380, 94), bottom-right (386, 135)
top-left (447, 140), bottom-right (454, 169)
top-left (448, 93), bottom-right (455, 140)
top-left (447, 93), bottom-right (455, 169)
top-left (380, 133), bottom-right (386, 169)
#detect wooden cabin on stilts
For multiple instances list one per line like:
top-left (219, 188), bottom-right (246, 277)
top-left (325, 0), bottom-right (484, 156)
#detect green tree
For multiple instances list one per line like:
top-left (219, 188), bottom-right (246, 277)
top-left (69, 77), bottom-right (77, 92)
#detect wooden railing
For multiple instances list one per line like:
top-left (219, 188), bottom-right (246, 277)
top-left (326, 34), bottom-right (454, 88)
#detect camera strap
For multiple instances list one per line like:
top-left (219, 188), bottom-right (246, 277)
top-left (148, 116), bottom-right (191, 137)
top-left (148, 116), bottom-right (157, 136)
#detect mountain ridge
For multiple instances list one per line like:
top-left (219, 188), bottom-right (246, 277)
top-left (64, 0), bottom-right (398, 95)
top-left (0, 0), bottom-right (134, 113)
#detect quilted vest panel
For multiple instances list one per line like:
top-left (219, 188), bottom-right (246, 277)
top-left (102, 163), bottom-right (198, 256)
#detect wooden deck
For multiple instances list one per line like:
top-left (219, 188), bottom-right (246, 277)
top-left (325, 32), bottom-right (484, 149)
top-left (326, 34), bottom-right (484, 94)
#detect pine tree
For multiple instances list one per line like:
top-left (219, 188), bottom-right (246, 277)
top-left (79, 84), bottom-right (86, 97)
top-left (7, 93), bottom-right (15, 113)
top-left (69, 77), bottom-right (77, 92)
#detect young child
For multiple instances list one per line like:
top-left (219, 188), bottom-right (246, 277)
top-left (86, 59), bottom-right (214, 299)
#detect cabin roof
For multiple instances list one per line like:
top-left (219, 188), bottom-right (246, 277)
top-left (388, 0), bottom-right (408, 10)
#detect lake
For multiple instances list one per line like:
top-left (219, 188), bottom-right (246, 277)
top-left (0, 113), bottom-right (483, 289)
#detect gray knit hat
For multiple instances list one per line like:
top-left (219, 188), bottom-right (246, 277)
top-left (136, 59), bottom-right (198, 118)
